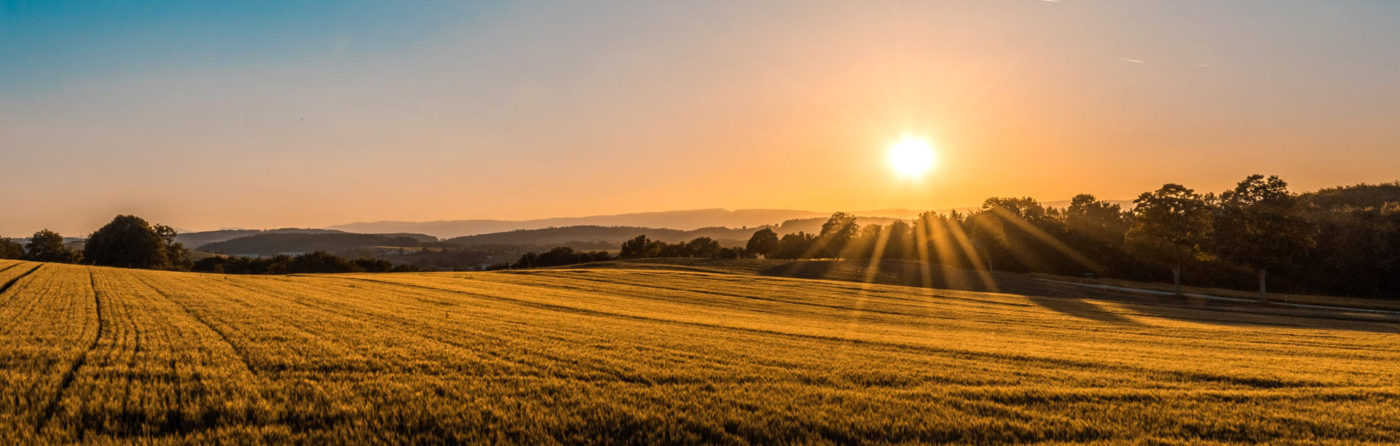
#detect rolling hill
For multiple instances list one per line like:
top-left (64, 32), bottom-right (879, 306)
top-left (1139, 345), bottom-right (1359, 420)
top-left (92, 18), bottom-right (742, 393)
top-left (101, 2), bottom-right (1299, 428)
top-left (197, 232), bottom-right (426, 256)
top-left (445, 225), bottom-right (757, 249)
top-left (326, 208), bottom-right (932, 239)
top-left (1, 258), bottom-right (1397, 443)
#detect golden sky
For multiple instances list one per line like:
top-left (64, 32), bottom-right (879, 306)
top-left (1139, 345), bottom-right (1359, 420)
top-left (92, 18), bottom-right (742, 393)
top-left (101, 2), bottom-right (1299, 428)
top-left (2, 1), bottom-right (1397, 235)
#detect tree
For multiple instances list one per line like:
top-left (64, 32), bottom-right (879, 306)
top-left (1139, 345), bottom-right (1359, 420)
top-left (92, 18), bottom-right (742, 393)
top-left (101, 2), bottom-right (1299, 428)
top-left (0, 238), bottom-right (22, 259)
top-left (619, 235), bottom-right (660, 259)
top-left (883, 220), bottom-right (913, 260)
top-left (817, 212), bottom-right (859, 258)
top-left (1064, 194), bottom-right (1131, 270)
top-left (25, 229), bottom-right (77, 263)
top-left (686, 237), bottom-right (721, 258)
top-left (745, 228), bottom-right (779, 258)
top-left (965, 212), bottom-right (1005, 271)
top-left (773, 232), bottom-right (816, 259)
top-left (1212, 175), bottom-right (1317, 301)
top-left (1124, 184), bottom-right (1212, 295)
top-left (84, 215), bottom-right (169, 269)
top-left (1065, 194), bottom-right (1129, 246)
top-left (154, 224), bottom-right (191, 270)
top-left (286, 251), bottom-right (358, 274)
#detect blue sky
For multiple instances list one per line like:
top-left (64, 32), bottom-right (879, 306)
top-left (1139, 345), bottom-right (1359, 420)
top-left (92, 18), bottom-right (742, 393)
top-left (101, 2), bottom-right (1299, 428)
top-left (1, 1), bottom-right (1397, 235)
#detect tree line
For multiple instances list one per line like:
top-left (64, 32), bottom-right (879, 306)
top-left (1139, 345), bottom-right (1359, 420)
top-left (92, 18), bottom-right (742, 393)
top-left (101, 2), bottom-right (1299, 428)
top-left (504, 175), bottom-right (1398, 301)
top-left (502, 236), bottom-right (749, 269)
top-left (190, 252), bottom-right (416, 274)
top-left (0, 215), bottom-right (414, 275)
top-left (0, 215), bottom-right (189, 269)
top-left (739, 175), bottom-right (1395, 300)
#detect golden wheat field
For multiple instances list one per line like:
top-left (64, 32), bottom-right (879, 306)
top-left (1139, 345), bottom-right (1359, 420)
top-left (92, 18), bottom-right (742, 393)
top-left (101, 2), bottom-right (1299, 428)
top-left (0, 258), bottom-right (1398, 444)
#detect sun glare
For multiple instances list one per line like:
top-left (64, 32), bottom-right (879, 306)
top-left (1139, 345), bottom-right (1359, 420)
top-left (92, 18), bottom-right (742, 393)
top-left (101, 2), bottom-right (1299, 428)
top-left (887, 136), bottom-right (936, 179)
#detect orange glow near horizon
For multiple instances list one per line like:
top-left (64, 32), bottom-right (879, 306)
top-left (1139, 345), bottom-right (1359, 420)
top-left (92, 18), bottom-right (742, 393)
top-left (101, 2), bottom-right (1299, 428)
top-left (1, 2), bottom-right (1397, 236)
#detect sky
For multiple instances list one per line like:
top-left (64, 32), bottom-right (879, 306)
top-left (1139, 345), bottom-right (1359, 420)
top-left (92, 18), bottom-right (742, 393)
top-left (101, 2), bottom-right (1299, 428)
top-left (2, 0), bottom-right (1397, 235)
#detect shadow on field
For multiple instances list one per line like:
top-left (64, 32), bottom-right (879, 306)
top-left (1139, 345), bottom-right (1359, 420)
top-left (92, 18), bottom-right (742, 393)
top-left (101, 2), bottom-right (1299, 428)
top-left (745, 259), bottom-right (1400, 334)
top-left (1025, 296), bottom-right (1142, 325)
top-left (559, 258), bottom-right (1400, 334)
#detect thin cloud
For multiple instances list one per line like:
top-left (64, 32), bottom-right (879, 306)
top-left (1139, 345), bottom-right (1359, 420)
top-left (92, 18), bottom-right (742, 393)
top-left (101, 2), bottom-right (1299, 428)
top-left (1118, 58), bottom-right (1146, 64)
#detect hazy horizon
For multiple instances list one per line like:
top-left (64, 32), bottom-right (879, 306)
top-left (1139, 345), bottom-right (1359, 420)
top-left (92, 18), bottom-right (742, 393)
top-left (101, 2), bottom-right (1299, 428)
top-left (3, 1), bottom-right (1397, 235)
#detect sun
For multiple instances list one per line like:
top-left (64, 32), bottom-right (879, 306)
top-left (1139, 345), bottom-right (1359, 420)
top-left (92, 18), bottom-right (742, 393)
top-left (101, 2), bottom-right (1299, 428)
top-left (887, 136), bottom-right (936, 179)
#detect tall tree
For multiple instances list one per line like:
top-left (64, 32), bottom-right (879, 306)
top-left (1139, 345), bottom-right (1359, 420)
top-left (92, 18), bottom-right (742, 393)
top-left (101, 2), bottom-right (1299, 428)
top-left (154, 224), bottom-right (191, 270)
top-left (25, 229), bottom-right (77, 263)
top-left (744, 228), bottom-right (779, 258)
top-left (1212, 175), bottom-right (1317, 301)
top-left (965, 212), bottom-right (1005, 271)
top-left (1124, 184), bottom-right (1212, 295)
top-left (817, 212), bottom-right (859, 258)
top-left (1064, 194), bottom-right (1131, 270)
top-left (773, 232), bottom-right (816, 259)
top-left (84, 215), bottom-right (170, 268)
top-left (883, 220), bottom-right (913, 260)
top-left (618, 235), bottom-right (659, 259)
top-left (1065, 194), bottom-right (1129, 246)
top-left (0, 238), bottom-right (24, 259)
top-left (686, 237), bottom-right (721, 258)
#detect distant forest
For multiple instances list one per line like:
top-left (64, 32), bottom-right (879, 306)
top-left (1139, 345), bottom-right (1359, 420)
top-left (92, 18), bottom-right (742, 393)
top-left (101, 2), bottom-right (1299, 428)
top-left (4, 175), bottom-right (1397, 298)
top-left (504, 176), bottom-right (1400, 300)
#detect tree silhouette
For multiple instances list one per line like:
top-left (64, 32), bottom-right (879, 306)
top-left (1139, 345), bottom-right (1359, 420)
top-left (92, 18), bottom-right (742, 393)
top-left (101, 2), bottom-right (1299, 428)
top-left (84, 215), bottom-right (169, 269)
top-left (965, 212), bottom-right (1005, 271)
top-left (1065, 194), bottom-right (1130, 271)
top-left (884, 220), bottom-right (913, 260)
top-left (25, 229), bottom-right (77, 263)
top-left (0, 238), bottom-right (23, 259)
top-left (773, 232), bottom-right (815, 259)
top-left (154, 224), bottom-right (191, 269)
top-left (1212, 175), bottom-right (1317, 301)
top-left (686, 237), bottom-right (721, 258)
top-left (1124, 184), bottom-right (1212, 295)
top-left (817, 212), bottom-right (859, 258)
top-left (619, 235), bottom-right (659, 259)
top-left (745, 228), bottom-right (779, 258)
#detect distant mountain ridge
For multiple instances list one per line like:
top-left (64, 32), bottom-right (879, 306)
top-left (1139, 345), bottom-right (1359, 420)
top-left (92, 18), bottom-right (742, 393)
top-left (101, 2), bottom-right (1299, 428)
top-left (328, 208), bottom-right (939, 239)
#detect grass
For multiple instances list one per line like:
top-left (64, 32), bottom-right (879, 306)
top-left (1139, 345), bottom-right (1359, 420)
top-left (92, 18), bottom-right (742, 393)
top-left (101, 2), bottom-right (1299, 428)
top-left (0, 258), bottom-right (1397, 444)
top-left (1033, 272), bottom-right (1400, 312)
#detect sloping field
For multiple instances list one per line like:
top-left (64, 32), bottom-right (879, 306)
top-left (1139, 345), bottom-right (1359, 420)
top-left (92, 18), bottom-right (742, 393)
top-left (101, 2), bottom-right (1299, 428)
top-left (0, 259), bottom-right (1397, 444)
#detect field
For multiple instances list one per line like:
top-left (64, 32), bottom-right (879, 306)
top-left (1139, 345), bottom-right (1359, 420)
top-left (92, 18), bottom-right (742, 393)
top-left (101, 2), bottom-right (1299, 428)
top-left (0, 259), bottom-right (1398, 444)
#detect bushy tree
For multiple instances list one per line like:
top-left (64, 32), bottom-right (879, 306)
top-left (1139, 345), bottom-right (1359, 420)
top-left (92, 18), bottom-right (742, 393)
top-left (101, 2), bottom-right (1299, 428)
top-left (1065, 194), bottom-right (1129, 248)
top-left (1124, 184), bottom-right (1212, 295)
top-left (619, 235), bottom-right (660, 259)
top-left (717, 247), bottom-right (745, 259)
top-left (965, 212), bottom-right (1005, 271)
top-left (686, 237), bottom-right (721, 258)
top-left (772, 232), bottom-right (816, 259)
top-left (883, 220), bottom-right (913, 260)
top-left (154, 224), bottom-right (191, 270)
top-left (817, 212), bottom-right (859, 258)
top-left (1212, 175), bottom-right (1316, 301)
top-left (84, 215), bottom-right (169, 269)
top-left (286, 251), bottom-right (358, 273)
top-left (0, 238), bottom-right (22, 259)
top-left (25, 229), bottom-right (78, 263)
top-left (745, 228), bottom-right (779, 258)
top-left (515, 246), bottom-right (612, 268)
top-left (1064, 194), bottom-right (1131, 271)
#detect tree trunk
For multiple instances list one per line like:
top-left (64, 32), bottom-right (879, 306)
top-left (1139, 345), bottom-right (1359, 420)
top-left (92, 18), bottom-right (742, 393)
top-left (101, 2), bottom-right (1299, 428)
top-left (1171, 266), bottom-right (1182, 296)
top-left (1258, 268), bottom-right (1268, 302)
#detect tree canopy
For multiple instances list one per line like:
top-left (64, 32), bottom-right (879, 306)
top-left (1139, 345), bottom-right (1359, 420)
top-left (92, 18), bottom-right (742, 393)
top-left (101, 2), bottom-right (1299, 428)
top-left (25, 229), bottom-right (78, 263)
